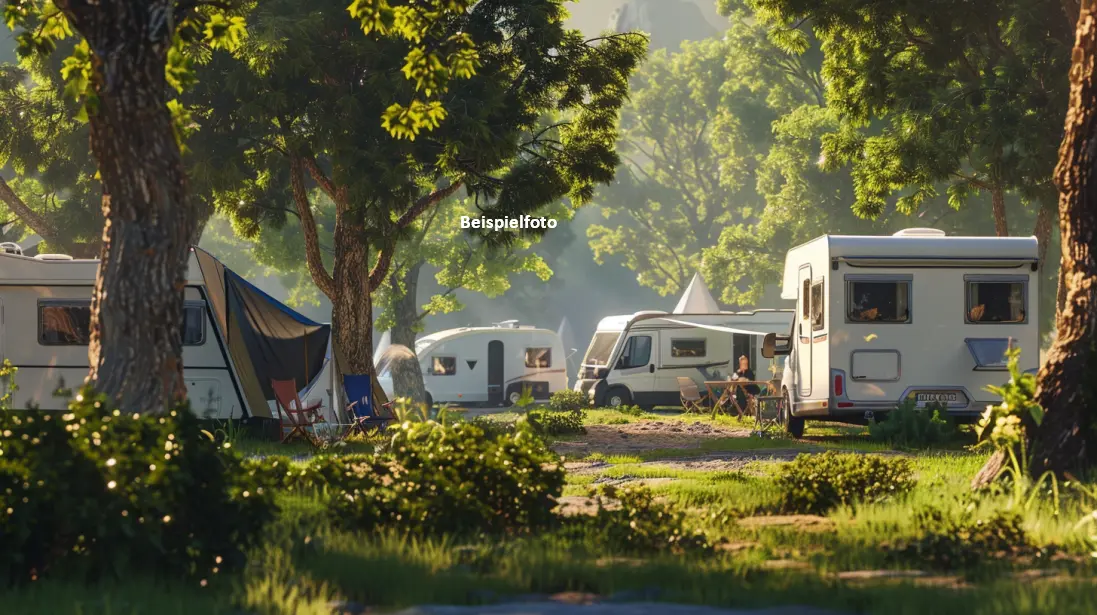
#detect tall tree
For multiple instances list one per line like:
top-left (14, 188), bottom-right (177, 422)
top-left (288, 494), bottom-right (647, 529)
top-left (195, 0), bottom-right (644, 393)
top-left (747, 0), bottom-right (1072, 261)
top-left (977, 0), bottom-right (1097, 481)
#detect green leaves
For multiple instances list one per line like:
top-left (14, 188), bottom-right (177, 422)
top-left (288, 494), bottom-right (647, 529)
top-left (203, 13), bottom-right (247, 52)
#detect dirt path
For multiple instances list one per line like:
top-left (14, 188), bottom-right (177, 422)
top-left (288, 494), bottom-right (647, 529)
top-left (551, 420), bottom-right (757, 457)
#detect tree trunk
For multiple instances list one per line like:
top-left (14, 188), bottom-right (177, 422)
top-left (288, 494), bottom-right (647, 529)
top-left (976, 0), bottom-right (1097, 485)
top-left (991, 185), bottom-right (1009, 237)
top-left (389, 262), bottom-right (428, 406)
top-left (60, 0), bottom-right (197, 413)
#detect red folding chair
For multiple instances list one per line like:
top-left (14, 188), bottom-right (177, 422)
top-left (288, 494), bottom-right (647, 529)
top-left (271, 379), bottom-right (324, 446)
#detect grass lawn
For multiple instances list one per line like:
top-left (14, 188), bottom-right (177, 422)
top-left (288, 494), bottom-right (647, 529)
top-left (10, 408), bottom-right (1097, 614)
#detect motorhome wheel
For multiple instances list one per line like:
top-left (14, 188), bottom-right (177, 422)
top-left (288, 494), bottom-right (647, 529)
top-left (605, 387), bottom-right (631, 408)
top-left (508, 390), bottom-right (522, 405)
top-left (781, 389), bottom-right (805, 438)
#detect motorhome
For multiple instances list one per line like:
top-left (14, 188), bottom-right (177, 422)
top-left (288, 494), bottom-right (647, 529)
top-left (574, 309), bottom-right (795, 408)
top-left (762, 228), bottom-right (1040, 436)
top-left (0, 244), bottom-right (331, 420)
top-left (376, 321), bottom-right (568, 406)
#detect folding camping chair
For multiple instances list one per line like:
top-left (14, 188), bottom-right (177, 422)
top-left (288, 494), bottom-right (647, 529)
top-left (340, 374), bottom-right (393, 438)
top-left (677, 377), bottom-right (707, 414)
top-left (752, 391), bottom-right (784, 438)
top-left (271, 379), bottom-right (324, 446)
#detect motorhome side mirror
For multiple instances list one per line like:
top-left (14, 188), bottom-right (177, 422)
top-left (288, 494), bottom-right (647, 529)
top-left (761, 333), bottom-right (791, 358)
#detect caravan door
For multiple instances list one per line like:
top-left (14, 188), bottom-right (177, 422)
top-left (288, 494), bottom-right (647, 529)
top-left (796, 265), bottom-right (813, 397)
top-left (611, 333), bottom-right (655, 401)
top-left (487, 340), bottom-right (505, 405)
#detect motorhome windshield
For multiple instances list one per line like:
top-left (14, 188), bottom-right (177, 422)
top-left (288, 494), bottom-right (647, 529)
top-left (582, 332), bottom-right (621, 366)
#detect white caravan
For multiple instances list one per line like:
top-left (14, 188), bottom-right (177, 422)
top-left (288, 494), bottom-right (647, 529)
top-left (376, 321), bottom-right (568, 406)
top-left (0, 245), bottom-right (332, 420)
top-left (762, 228), bottom-right (1040, 436)
top-left (574, 310), bottom-right (795, 408)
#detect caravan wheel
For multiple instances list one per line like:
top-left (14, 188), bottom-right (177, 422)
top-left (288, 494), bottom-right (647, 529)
top-left (605, 387), bottom-right (631, 408)
top-left (781, 389), bottom-right (805, 438)
top-left (508, 390), bottom-right (523, 406)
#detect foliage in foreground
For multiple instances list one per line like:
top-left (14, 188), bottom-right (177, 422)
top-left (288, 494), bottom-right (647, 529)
top-left (244, 419), bottom-right (565, 537)
top-left (0, 387), bottom-right (274, 586)
top-left (563, 485), bottom-right (714, 555)
top-left (869, 400), bottom-right (955, 449)
top-left (548, 390), bottom-right (591, 413)
top-left (777, 451), bottom-right (915, 514)
top-left (885, 506), bottom-right (1044, 571)
top-left (527, 408), bottom-right (587, 436)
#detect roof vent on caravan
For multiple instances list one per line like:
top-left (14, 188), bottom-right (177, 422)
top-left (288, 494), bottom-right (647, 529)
top-left (34, 254), bottom-right (74, 261)
top-left (892, 228), bottom-right (947, 237)
top-left (0, 242), bottom-right (23, 256)
top-left (493, 320), bottom-right (521, 328)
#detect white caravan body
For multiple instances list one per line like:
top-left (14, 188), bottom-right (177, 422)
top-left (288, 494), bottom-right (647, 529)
top-left (777, 228), bottom-right (1039, 423)
top-left (0, 248), bottom-right (332, 420)
top-left (377, 322), bottom-right (567, 406)
top-left (574, 310), bottom-right (795, 408)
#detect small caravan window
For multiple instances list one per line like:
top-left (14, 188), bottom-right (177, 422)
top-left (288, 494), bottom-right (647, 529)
top-left (617, 335), bottom-right (652, 369)
top-left (671, 338), bottom-right (706, 358)
top-left (966, 278), bottom-right (1026, 324)
top-left (430, 356), bottom-right (456, 376)
top-left (525, 347), bottom-right (552, 368)
top-left (846, 278), bottom-right (912, 323)
top-left (39, 301), bottom-right (206, 346)
top-left (801, 279), bottom-right (811, 319)
top-left (810, 280), bottom-right (825, 330)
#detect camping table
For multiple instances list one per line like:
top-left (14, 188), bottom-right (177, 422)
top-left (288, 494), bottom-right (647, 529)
top-left (706, 380), bottom-right (778, 417)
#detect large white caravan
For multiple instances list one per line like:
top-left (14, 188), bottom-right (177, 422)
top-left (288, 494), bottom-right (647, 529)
top-left (574, 310), bottom-right (795, 408)
top-left (0, 245), bottom-right (331, 420)
top-left (762, 228), bottom-right (1040, 436)
top-left (376, 321), bottom-right (567, 406)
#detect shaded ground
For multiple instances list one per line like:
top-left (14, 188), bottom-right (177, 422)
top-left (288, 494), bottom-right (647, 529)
top-left (391, 604), bottom-right (848, 615)
top-left (551, 420), bottom-right (755, 457)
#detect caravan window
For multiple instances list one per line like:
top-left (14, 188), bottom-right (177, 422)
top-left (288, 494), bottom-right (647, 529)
top-left (39, 300), bottom-right (206, 346)
top-left (525, 347), bottom-right (552, 368)
top-left (430, 356), bottom-right (456, 376)
top-left (671, 338), bottom-right (706, 358)
top-left (811, 281), bottom-right (825, 330)
top-left (966, 277), bottom-right (1026, 324)
top-left (846, 277), bottom-right (912, 323)
top-left (617, 335), bottom-right (651, 369)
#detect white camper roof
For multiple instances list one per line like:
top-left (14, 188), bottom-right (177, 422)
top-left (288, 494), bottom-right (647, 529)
top-left (414, 324), bottom-right (559, 354)
top-left (673, 273), bottom-right (721, 314)
top-left (0, 250), bottom-right (207, 285)
top-left (781, 231), bottom-right (1040, 300)
top-left (594, 309), bottom-right (793, 333)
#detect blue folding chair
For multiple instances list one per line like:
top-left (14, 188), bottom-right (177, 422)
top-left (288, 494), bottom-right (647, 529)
top-left (342, 374), bottom-right (392, 437)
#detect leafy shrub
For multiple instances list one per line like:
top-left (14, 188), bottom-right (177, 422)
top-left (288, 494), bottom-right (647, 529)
top-left (886, 506), bottom-right (1040, 570)
top-left (776, 451), bottom-right (915, 514)
top-left (0, 387), bottom-right (274, 586)
top-left (527, 408), bottom-right (586, 436)
top-left (548, 389), bottom-right (590, 413)
top-left (869, 400), bottom-right (955, 448)
top-left (563, 485), bottom-right (712, 554)
top-left (257, 420), bottom-right (565, 537)
top-left (616, 404), bottom-right (648, 417)
top-left (465, 416), bottom-right (517, 440)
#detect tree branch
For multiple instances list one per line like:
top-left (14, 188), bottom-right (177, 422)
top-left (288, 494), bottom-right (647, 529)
top-left (301, 154), bottom-right (348, 213)
top-left (397, 180), bottom-right (463, 229)
top-left (288, 156), bottom-right (336, 299)
top-left (0, 176), bottom-right (75, 254)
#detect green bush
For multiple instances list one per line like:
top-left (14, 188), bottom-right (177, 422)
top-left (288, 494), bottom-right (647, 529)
top-left (869, 400), bottom-right (955, 448)
top-left (548, 389), bottom-right (590, 413)
top-left (616, 404), bottom-right (648, 417)
top-left (563, 485), bottom-right (712, 554)
top-left (250, 420), bottom-right (565, 537)
top-left (527, 408), bottom-right (586, 436)
top-left (776, 451), bottom-right (915, 514)
top-left (465, 416), bottom-right (517, 439)
top-left (0, 387), bottom-right (274, 586)
top-left (886, 507), bottom-right (1040, 570)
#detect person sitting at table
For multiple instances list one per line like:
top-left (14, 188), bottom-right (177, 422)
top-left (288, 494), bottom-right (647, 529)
top-left (733, 355), bottom-right (760, 410)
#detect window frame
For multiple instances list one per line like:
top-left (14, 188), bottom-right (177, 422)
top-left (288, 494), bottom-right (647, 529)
top-left (617, 335), bottom-right (652, 369)
top-left (670, 338), bottom-right (707, 359)
top-left (810, 279), bottom-right (825, 331)
top-left (429, 355), bottom-right (457, 376)
top-left (964, 275), bottom-right (1029, 325)
top-left (844, 274), bottom-right (914, 325)
top-left (524, 347), bottom-right (553, 369)
top-left (38, 299), bottom-right (208, 347)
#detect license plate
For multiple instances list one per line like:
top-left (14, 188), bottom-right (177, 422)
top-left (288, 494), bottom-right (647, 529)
top-left (911, 391), bottom-right (962, 406)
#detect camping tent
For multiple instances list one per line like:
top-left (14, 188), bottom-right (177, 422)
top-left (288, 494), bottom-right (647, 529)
top-left (673, 273), bottom-right (721, 314)
top-left (193, 247), bottom-right (331, 420)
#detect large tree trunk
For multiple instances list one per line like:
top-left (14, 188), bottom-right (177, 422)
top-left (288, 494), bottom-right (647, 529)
top-left (389, 262), bottom-right (429, 406)
top-left (991, 185), bottom-right (1009, 237)
top-left (975, 0), bottom-right (1097, 486)
top-left (60, 0), bottom-right (197, 413)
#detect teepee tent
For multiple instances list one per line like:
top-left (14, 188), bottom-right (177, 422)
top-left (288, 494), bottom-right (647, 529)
top-left (672, 273), bottom-right (721, 314)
